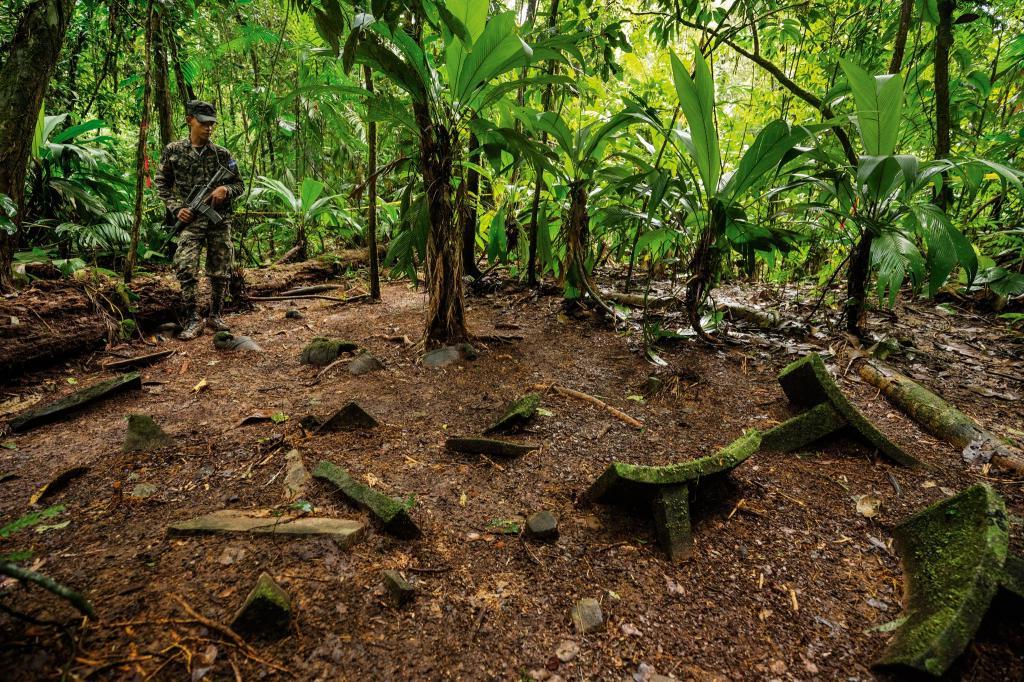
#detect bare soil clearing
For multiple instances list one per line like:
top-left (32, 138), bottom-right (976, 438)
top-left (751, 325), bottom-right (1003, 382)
top-left (1, 278), bottom-right (1022, 680)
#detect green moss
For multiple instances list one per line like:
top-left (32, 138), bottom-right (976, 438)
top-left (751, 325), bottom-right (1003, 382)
top-left (122, 414), bottom-right (173, 452)
top-left (777, 353), bottom-right (920, 467)
top-left (230, 572), bottom-right (291, 639)
top-left (485, 393), bottom-right (541, 434)
top-left (312, 460), bottom-right (420, 538)
top-left (299, 337), bottom-right (359, 366)
top-left (610, 430), bottom-right (761, 487)
top-left (873, 484), bottom-right (1009, 676)
top-left (760, 402), bottom-right (846, 453)
top-left (651, 483), bottom-right (692, 562)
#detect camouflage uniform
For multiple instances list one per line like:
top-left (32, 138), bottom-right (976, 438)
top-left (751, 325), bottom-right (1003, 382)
top-left (154, 139), bottom-right (245, 314)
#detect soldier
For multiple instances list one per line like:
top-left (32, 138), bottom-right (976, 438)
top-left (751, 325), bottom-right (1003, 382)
top-left (155, 100), bottom-right (245, 340)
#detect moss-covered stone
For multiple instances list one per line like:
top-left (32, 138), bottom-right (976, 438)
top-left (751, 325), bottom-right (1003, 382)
top-left (760, 402), bottom-right (846, 453)
top-left (1000, 555), bottom-right (1024, 600)
top-left (230, 572), bottom-right (291, 639)
top-left (651, 483), bottom-right (692, 562)
top-left (213, 331), bottom-right (262, 351)
top-left (316, 402), bottom-right (378, 432)
top-left (446, 437), bottom-right (540, 457)
top-left (873, 484), bottom-right (1009, 677)
top-left (485, 393), bottom-right (541, 434)
top-left (382, 569), bottom-right (415, 606)
top-left (122, 414), bottom-right (174, 453)
top-left (777, 354), bottom-right (920, 467)
top-left (8, 372), bottom-right (142, 432)
top-left (312, 460), bottom-right (420, 538)
top-left (299, 337), bottom-right (359, 366)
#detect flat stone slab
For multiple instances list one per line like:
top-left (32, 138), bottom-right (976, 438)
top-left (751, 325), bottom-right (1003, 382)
top-left (312, 460), bottom-right (421, 538)
top-left (283, 449), bottom-right (311, 501)
top-left (123, 414), bottom-right (174, 453)
top-left (571, 598), bottom-right (604, 634)
top-left (873, 484), bottom-right (1009, 676)
top-left (580, 431), bottom-right (761, 562)
top-left (8, 372), bottom-right (142, 432)
top-left (167, 509), bottom-right (364, 548)
top-left (777, 354), bottom-right (919, 466)
top-left (525, 510), bottom-right (559, 541)
top-left (485, 393), bottom-right (541, 434)
top-left (231, 572), bottom-right (291, 639)
top-left (300, 337), bottom-right (359, 365)
top-left (316, 402), bottom-right (379, 432)
top-left (760, 402), bottom-right (846, 453)
top-left (446, 437), bottom-right (540, 458)
top-left (422, 343), bottom-right (477, 368)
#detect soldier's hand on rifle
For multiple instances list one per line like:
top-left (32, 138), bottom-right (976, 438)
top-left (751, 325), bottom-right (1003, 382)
top-left (177, 207), bottom-right (194, 223)
top-left (209, 186), bottom-right (229, 206)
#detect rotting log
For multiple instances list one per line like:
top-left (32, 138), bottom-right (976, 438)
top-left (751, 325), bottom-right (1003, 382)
top-left (857, 359), bottom-right (1024, 474)
top-left (0, 253), bottom-right (374, 379)
top-left (580, 431), bottom-right (761, 562)
top-left (874, 484), bottom-right (1009, 677)
top-left (446, 437), bottom-right (541, 458)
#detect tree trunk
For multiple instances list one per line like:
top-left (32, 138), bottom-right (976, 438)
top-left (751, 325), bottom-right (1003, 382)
top-left (125, 0), bottom-right (155, 284)
top-left (460, 132), bottom-right (483, 280)
top-left (563, 182), bottom-right (590, 294)
top-left (152, 9), bottom-right (175, 148)
top-left (684, 200), bottom-right (727, 337)
top-left (364, 65), bottom-right (380, 300)
top-left (0, 0), bottom-right (78, 292)
top-left (888, 0), bottom-right (914, 74)
top-left (934, 0), bottom-right (955, 210)
top-left (167, 28), bottom-right (195, 104)
top-left (844, 231), bottom-right (873, 336)
top-left (414, 101), bottom-right (467, 348)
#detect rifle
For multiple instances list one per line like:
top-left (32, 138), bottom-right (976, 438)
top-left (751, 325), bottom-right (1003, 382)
top-left (159, 166), bottom-right (234, 253)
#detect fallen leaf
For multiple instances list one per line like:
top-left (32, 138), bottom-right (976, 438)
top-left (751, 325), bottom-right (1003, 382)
top-left (192, 378), bottom-right (208, 393)
top-left (270, 412), bottom-right (289, 424)
top-left (536, 408), bottom-right (555, 417)
top-left (29, 467), bottom-right (88, 505)
top-left (365, 473), bottom-right (380, 487)
top-left (34, 520), bottom-right (70, 533)
top-left (459, 491), bottom-right (467, 507)
top-left (234, 410), bottom-right (275, 428)
top-left (921, 480), bottom-right (936, 488)
top-left (855, 493), bottom-right (881, 518)
top-left (66, 377), bottom-right (78, 385)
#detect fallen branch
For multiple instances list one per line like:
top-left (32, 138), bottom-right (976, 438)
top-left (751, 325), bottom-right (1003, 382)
top-left (0, 562), bottom-right (95, 619)
top-left (248, 294), bottom-right (356, 302)
top-left (856, 358), bottom-right (1024, 474)
top-left (533, 383), bottom-right (644, 429)
top-left (279, 284), bottom-right (344, 296)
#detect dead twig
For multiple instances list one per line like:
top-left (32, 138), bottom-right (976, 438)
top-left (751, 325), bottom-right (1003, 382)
top-left (170, 595), bottom-right (289, 674)
top-left (534, 383), bottom-right (644, 429)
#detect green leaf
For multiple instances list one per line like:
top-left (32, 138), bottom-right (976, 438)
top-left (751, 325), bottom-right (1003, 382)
top-left (299, 178), bottom-right (326, 210)
top-left (670, 51), bottom-right (720, 197)
top-left (271, 412), bottom-right (289, 424)
top-left (840, 59), bottom-right (903, 156)
top-left (454, 12), bottom-right (531, 105)
top-left (724, 120), bottom-right (809, 201)
top-left (0, 505), bottom-right (65, 539)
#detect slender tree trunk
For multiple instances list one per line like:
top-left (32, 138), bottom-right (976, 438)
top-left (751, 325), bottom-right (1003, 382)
top-left (125, 0), bottom-right (155, 284)
top-left (364, 65), bottom-right (380, 300)
top-left (844, 229), bottom-right (873, 335)
top-left (563, 182), bottom-right (590, 294)
top-left (152, 9), bottom-right (175, 148)
top-left (934, 0), bottom-right (955, 210)
top-left (0, 0), bottom-right (78, 292)
top-left (167, 28), bottom-right (195, 104)
top-left (460, 132), bottom-right (483, 280)
top-left (684, 200), bottom-right (727, 338)
top-left (414, 101), bottom-right (467, 347)
top-left (888, 0), bottom-right (914, 74)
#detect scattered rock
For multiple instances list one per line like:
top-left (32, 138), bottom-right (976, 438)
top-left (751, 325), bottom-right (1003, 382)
top-left (422, 343), bottom-right (477, 368)
top-left (285, 309), bottom-right (304, 319)
top-left (218, 546), bottom-right (247, 566)
top-left (570, 598), bottom-right (604, 634)
top-left (213, 331), bottom-right (263, 352)
top-left (348, 352), bottom-right (385, 376)
top-left (312, 460), bottom-right (420, 538)
top-left (525, 510), bottom-right (559, 542)
top-left (8, 372), bottom-right (142, 432)
top-left (382, 569), bottom-right (415, 606)
top-left (316, 402), bottom-right (379, 432)
top-left (128, 482), bottom-right (159, 500)
top-left (230, 572), bottom-right (291, 639)
top-left (485, 393), bottom-right (541, 434)
top-left (122, 414), bottom-right (174, 453)
top-left (300, 337), bottom-right (359, 366)
top-left (167, 509), bottom-right (364, 548)
top-left (555, 640), bottom-right (579, 663)
top-left (283, 449), bottom-right (312, 500)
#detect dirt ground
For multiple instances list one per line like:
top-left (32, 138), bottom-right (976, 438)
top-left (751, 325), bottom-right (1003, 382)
top-left (1, 275), bottom-right (1022, 681)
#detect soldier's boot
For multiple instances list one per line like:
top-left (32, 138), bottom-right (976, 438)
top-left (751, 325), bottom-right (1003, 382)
top-left (206, 279), bottom-right (230, 332)
top-left (177, 283), bottom-right (204, 341)
top-left (177, 311), bottom-right (204, 340)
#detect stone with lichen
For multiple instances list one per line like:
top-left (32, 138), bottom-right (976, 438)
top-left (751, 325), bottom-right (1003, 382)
top-left (230, 572), bottom-right (291, 639)
top-left (300, 337), bottom-right (359, 366)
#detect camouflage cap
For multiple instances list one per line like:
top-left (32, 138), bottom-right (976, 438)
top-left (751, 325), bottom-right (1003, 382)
top-left (186, 100), bottom-right (217, 123)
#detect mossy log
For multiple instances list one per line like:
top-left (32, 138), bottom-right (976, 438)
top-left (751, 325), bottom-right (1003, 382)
top-left (446, 437), bottom-right (541, 458)
top-left (0, 255), bottom-right (371, 379)
top-left (760, 402), bottom-right (847, 453)
top-left (778, 354), bottom-right (919, 467)
top-left (874, 484), bottom-right (1009, 677)
top-left (484, 393), bottom-right (541, 434)
top-left (312, 460), bottom-right (420, 538)
top-left (857, 359), bottom-right (1024, 474)
top-left (580, 431), bottom-right (761, 562)
top-left (7, 372), bottom-right (142, 432)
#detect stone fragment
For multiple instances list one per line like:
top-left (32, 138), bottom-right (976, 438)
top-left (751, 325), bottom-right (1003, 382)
top-left (555, 640), bottom-right (579, 662)
top-left (485, 393), bottom-right (540, 434)
top-left (570, 598), bottom-right (604, 634)
top-left (123, 414), bottom-right (174, 453)
top-left (312, 460), bottom-right (420, 538)
top-left (283, 449), bottom-right (312, 500)
top-left (759, 402), bottom-right (846, 453)
top-left (348, 352), bottom-right (385, 376)
top-left (129, 483), bottom-right (159, 500)
top-left (316, 402), bottom-right (379, 432)
top-left (285, 309), bottom-right (304, 319)
top-left (382, 569), bottom-right (416, 605)
top-left (446, 437), bottom-right (540, 458)
top-left (1001, 555), bottom-right (1024, 599)
top-left (213, 332), bottom-right (262, 352)
top-left (651, 484), bottom-right (692, 562)
top-left (167, 509), bottom-right (364, 548)
top-left (300, 337), bottom-right (359, 366)
top-left (525, 510), bottom-right (559, 542)
top-left (873, 484), bottom-right (1009, 676)
top-left (8, 372), bottom-right (142, 432)
top-left (230, 572), bottom-right (291, 639)
top-left (102, 349), bottom-right (175, 371)
top-left (422, 343), bottom-right (477, 368)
